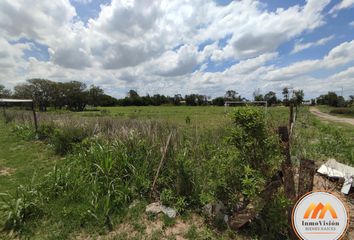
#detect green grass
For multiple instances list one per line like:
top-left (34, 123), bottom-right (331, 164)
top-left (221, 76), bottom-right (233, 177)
top-left (0, 121), bottom-right (60, 193)
top-left (78, 105), bottom-right (289, 130)
top-left (80, 106), bottom-right (231, 128)
top-left (317, 105), bottom-right (354, 118)
top-left (2, 105), bottom-right (354, 239)
top-left (293, 107), bottom-right (354, 165)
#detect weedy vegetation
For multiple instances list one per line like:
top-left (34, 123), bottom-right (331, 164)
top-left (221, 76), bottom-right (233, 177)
top-left (1, 105), bottom-right (354, 239)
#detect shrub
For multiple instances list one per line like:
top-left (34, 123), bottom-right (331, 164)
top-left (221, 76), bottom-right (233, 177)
top-left (36, 123), bottom-right (56, 141)
top-left (50, 126), bottom-right (89, 155)
top-left (330, 107), bottom-right (354, 115)
top-left (227, 107), bottom-right (281, 177)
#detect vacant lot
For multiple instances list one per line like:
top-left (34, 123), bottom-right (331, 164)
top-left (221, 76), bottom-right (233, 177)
top-left (1, 105), bottom-right (354, 239)
top-left (78, 105), bottom-right (290, 128)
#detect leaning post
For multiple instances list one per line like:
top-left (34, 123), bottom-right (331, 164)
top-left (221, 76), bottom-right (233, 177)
top-left (31, 101), bottom-right (38, 132)
top-left (2, 102), bottom-right (6, 119)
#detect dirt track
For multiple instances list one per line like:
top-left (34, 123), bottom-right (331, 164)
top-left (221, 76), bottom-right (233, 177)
top-left (309, 107), bottom-right (354, 126)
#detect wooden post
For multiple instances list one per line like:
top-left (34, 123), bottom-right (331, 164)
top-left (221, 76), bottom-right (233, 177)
top-left (31, 102), bottom-right (38, 131)
top-left (2, 103), bottom-right (5, 119)
top-left (298, 158), bottom-right (315, 197)
top-left (278, 126), bottom-right (297, 240)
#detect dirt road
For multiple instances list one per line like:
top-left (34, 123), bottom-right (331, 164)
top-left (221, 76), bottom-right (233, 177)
top-left (309, 107), bottom-right (354, 125)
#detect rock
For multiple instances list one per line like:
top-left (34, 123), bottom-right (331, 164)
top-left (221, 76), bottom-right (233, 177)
top-left (146, 202), bottom-right (163, 214)
top-left (163, 207), bottom-right (177, 218)
top-left (145, 202), bottom-right (177, 218)
top-left (203, 201), bottom-right (228, 223)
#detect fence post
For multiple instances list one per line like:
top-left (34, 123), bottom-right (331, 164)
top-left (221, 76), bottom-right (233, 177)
top-left (2, 103), bottom-right (5, 119)
top-left (298, 158), bottom-right (316, 197)
top-left (278, 126), bottom-right (297, 239)
top-left (31, 102), bottom-right (38, 132)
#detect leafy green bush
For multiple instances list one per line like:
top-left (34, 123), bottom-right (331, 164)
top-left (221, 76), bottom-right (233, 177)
top-left (227, 107), bottom-right (281, 177)
top-left (50, 126), bottom-right (89, 155)
top-left (36, 123), bottom-right (56, 141)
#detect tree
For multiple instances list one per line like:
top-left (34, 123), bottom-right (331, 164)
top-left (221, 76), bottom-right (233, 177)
top-left (14, 84), bottom-right (33, 99)
top-left (317, 92), bottom-right (342, 107)
top-left (224, 90), bottom-right (238, 100)
top-left (64, 81), bottom-right (88, 111)
top-left (0, 85), bottom-right (11, 98)
top-left (18, 79), bottom-right (56, 111)
top-left (88, 85), bottom-right (104, 107)
top-left (291, 90), bottom-right (304, 106)
top-left (185, 94), bottom-right (197, 106)
top-left (282, 87), bottom-right (290, 105)
top-left (173, 94), bottom-right (183, 106)
top-left (253, 89), bottom-right (264, 102)
top-left (127, 89), bottom-right (139, 98)
top-left (212, 97), bottom-right (225, 106)
top-left (349, 95), bottom-right (354, 105)
top-left (264, 91), bottom-right (278, 106)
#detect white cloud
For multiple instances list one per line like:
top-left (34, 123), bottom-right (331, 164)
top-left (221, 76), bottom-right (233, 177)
top-left (73, 0), bottom-right (92, 4)
top-left (0, 0), bottom-right (352, 99)
top-left (291, 35), bottom-right (334, 54)
top-left (329, 0), bottom-right (354, 16)
top-left (350, 21), bottom-right (354, 27)
top-left (264, 40), bottom-right (354, 81)
top-left (0, 0), bottom-right (76, 44)
top-left (210, 0), bottom-right (331, 61)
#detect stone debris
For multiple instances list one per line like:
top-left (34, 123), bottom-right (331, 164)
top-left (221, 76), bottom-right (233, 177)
top-left (145, 202), bottom-right (177, 218)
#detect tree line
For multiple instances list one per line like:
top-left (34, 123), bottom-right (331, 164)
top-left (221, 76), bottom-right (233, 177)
top-left (0, 79), bottom-right (117, 111)
top-left (0, 79), bottom-right (353, 111)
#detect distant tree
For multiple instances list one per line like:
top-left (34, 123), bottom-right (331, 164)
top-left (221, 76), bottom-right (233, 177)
top-left (253, 89), bottom-right (264, 101)
top-left (64, 81), bottom-right (88, 111)
top-left (196, 95), bottom-right (208, 105)
top-left (317, 92), bottom-right (342, 107)
top-left (224, 90), bottom-right (238, 100)
top-left (185, 94), bottom-right (197, 106)
top-left (14, 84), bottom-right (33, 99)
top-left (127, 89), bottom-right (139, 98)
top-left (173, 94), bottom-right (183, 106)
top-left (26, 79), bottom-right (57, 111)
top-left (291, 89), bottom-right (304, 106)
top-left (212, 97), bottom-right (225, 106)
top-left (0, 84), bottom-right (11, 98)
top-left (185, 94), bottom-right (207, 106)
top-left (88, 85), bottom-right (104, 107)
top-left (98, 94), bottom-right (118, 106)
top-left (264, 91), bottom-right (278, 106)
top-left (282, 87), bottom-right (290, 105)
top-left (349, 95), bottom-right (354, 105)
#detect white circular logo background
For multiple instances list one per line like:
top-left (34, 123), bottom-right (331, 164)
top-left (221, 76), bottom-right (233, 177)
top-left (292, 192), bottom-right (349, 240)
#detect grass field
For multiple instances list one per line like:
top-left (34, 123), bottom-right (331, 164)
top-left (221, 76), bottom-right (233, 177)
top-left (0, 121), bottom-right (60, 193)
top-left (317, 105), bottom-right (354, 118)
top-left (1, 105), bottom-right (354, 239)
top-left (78, 105), bottom-right (289, 129)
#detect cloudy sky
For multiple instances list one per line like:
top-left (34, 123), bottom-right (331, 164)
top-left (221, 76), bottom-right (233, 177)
top-left (0, 0), bottom-right (354, 99)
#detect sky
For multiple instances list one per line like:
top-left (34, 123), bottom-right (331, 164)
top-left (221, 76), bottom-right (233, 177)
top-left (0, 0), bottom-right (354, 99)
